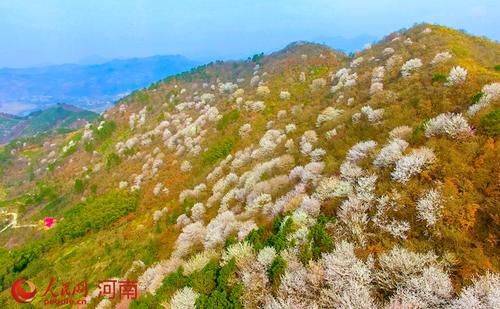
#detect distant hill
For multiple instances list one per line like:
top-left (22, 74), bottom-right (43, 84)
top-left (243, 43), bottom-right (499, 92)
top-left (0, 55), bottom-right (199, 115)
top-left (0, 103), bottom-right (97, 143)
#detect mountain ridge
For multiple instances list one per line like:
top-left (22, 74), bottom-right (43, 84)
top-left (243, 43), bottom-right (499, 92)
top-left (0, 24), bottom-right (499, 308)
top-left (0, 103), bottom-right (98, 144)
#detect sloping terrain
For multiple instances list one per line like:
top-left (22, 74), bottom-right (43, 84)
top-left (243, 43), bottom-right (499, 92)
top-left (0, 104), bottom-right (98, 144)
top-left (0, 24), bottom-right (499, 308)
top-left (0, 55), bottom-right (199, 114)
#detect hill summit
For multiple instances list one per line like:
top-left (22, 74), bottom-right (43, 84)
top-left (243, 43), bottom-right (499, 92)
top-left (0, 24), bottom-right (499, 308)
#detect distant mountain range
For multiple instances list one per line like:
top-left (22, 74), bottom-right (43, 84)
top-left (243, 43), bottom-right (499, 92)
top-left (0, 55), bottom-right (200, 115)
top-left (0, 103), bottom-right (97, 143)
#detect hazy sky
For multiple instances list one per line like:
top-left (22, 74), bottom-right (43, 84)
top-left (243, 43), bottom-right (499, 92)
top-left (1, 0), bottom-right (498, 68)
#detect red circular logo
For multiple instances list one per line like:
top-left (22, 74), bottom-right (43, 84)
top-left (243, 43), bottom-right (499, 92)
top-left (11, 278), bottom-right (37, 303)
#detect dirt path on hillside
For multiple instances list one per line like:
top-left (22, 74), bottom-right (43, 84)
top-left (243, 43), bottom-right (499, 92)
top-left (0, 211), bottom-right (37, 233)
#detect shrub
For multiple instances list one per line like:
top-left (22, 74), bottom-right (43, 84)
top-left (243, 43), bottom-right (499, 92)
top-left (265, 217), bottom-right (293, 252)
top-left (170, 287), bottom-right (199, 308)
top-left (308, 216), bottom-right (334, 260)
top-left (217, 110), bottom-right (240, 131)
top-left (470, 91), bottom-right (484, 104)
top-left (251, 52), bottom-right (264, 63)
top-left (416, 189), bottom-right (442, 227)
top-left (445, 66), bottom-right (467, 86)
top-left (94, 120), bottom-right (116, 141)
top-left (244, 228), bottom-right (265, 251)
top-left (55, 190), bottom-right (137, 241)
top-left (156, 267), bottom-right (189, 299)
top-left (192, 257), bottom-right (243, 309)
top-left (401, 58), bottom-right (423, 78)
top-left (106, 152), bottom-right (121, 170)
top-left (202, 137), bottom-right (235, 166)
top-left (391, 147), bottom-right (436, 183)
top-left (479, 109), bottom-right (500, 136)
top-left (196, 286), bottom-right (243, 309)
top-left (268, 256), bottom-right (287, 287)
top-left (424, 113), bottom-right (472, 139)
top-left (189, 261), bottom-right (218, 295)
top-left (432, 73), bottom-right (447, 82)
top-left (74, 179), bottom-right (85, 193)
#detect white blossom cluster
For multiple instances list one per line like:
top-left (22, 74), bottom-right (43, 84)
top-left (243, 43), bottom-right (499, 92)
top-left (279, 90), bottom-right (291, 100)
top-left (62, 140), bottom-right (77, 154)
top-left (182, 249), bottom-right (219, 275)
top-left (424, 113), bottom-right (473, 139)
top-left (153, 207), bottom-right (168, 222)
top-left (118, 104), bottom-right (126, 113)
top-left (250, 75), bottom-right (260, 87)
top-left (206, 154), bottom-right (233, 183)
top-left (169, 287), bottom-right (199, 309)
top-left (285, 123), bottom-right (296, 134)
top-left (372, 194), bottom-right (410, 239)
top-left (373, 138), bottom-right (409, 168)
top-left (276, 110), bottom-right (287, 120)
top-left (313, 176), bottom-right (352, 201)
top-left (400, 58), bottom-right (423, 78)
top-left (389, 125), bottom-right (412, 139)
top-left (238, 123), bottom-right (252, 138)
top-left (446, 66), bottom-right (468, 86)
top-left (153, 182), bottom-right (169, 196)
top-left (376, 246), bottom-right (438, 292)
top-left (431, 51), bottom-right (452, 65)
top-left (416, 189), bottom-right (442, 227)
top-left (468, 82), bottom-right (500, 116)
top-left (331, 68), bottom-right (358, 93)
top-left (244, 100), bottom-right (266, 112)
top-left (336, 174), bottom-right (378, 244)
top-left (449, 272), bottom-right (500, 308)
top-left (370, 66), bottom-right (385, 95)
top-left (251, 129), bottom-right (286, 159)
top-left (350, 56), bottom-right (364, 68)
top-left (221, 155), bottom-right (293, 213)
top-left (204, 211), bottom-right (239, 249)
top-left (256, 85), bottom-right (271, 97)
top-left (316, 107), bottom-right (343, 127)
top-left (207, 172), bottom-right (239, 208)
top-left (139, 151), bottom-right (165, 179)
top-left (389, 265), bottom-right (453, 307)
top-left (299, 130), bottom-right (318, 155)
top-left (353, 105), bottom-right (385, 123)
top-left (325, 128), bottom-right (337, 139)
top-left (299, 71), bottom-right (306, 82)
top-left (310, 78), bottom-right (327, 91)
top-left (386, 54), bottom-right (403, 70)
top-left (82, 123), bottom-right (94, 142)
top-left (391, 147), bottom-right (436, 183)
top-left (340, 161), bottom-right (364, 183)
top-left (129, 107), bottom-right (147, 129)
top-left (179, 183), bottom-right (207, 203)
top-left (163, 107), bottom-right (219, 157)
top-left (218, 81), bottom-right (238, 93)
top-left (231, 146), bottom-right (253, 170)
top-left (382, 47), bottom-right (395, 56)
top-left (346, 140), bottom-right (377, 162)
